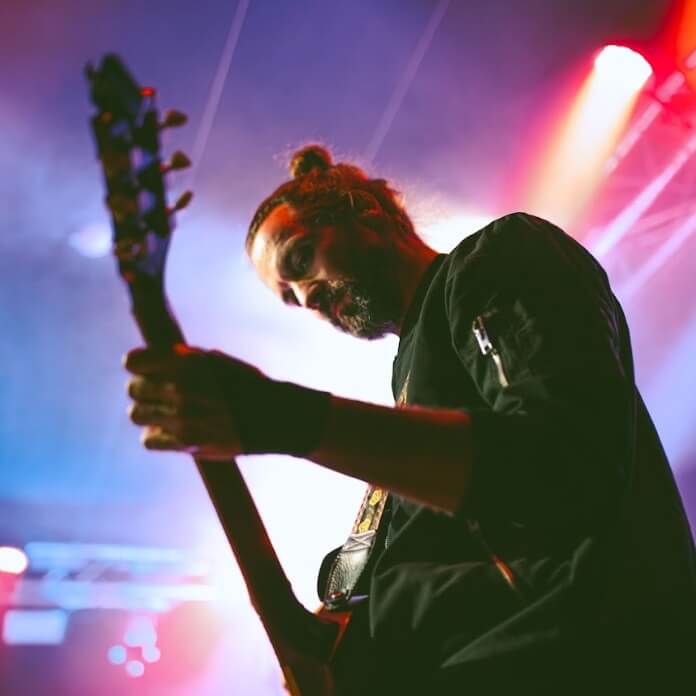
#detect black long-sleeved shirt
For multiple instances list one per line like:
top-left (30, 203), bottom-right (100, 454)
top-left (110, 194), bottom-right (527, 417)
top-left (361, 213), bottom-right (696, 693)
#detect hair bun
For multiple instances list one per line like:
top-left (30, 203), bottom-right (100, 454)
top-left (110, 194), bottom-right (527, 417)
top-left (289, 144), bottom-right (332, 179)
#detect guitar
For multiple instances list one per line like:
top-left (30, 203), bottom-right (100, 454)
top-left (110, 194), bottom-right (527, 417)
top-left (85, 54), bottom-right (360, 695)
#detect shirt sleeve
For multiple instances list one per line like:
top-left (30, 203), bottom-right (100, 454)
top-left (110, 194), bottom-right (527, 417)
top-left (445, 213), bottom-right (633, 541)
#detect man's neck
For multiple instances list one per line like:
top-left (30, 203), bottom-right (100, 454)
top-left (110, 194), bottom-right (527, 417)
top-left (394, 242), bottom-right (439, 336)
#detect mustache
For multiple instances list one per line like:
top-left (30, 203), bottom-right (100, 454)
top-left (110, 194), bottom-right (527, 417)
top-left (313, 280), bottom-right (349, 319)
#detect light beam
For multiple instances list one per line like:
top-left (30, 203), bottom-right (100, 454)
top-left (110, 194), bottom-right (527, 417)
top-left (525, 45), bottom-right (653, 228)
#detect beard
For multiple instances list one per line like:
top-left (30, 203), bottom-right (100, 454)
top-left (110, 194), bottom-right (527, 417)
top-left (322, 260), bottom-right (401, 340)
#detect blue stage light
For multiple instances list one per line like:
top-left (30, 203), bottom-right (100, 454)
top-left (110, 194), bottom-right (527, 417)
top-left (125, 660), bottom-right (145, 678)
top-left (107, 644), bottom-right (127, 665)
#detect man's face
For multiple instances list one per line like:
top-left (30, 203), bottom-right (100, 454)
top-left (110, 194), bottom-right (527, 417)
top-left (249, 202), bottom-right (401, 339)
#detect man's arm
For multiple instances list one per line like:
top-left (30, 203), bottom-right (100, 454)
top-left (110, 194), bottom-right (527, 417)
top-left (125, 216), bottom-right (631, 534)
top-left (310, 396), bottom-right (472, 513)
top-left (125, 346), bottom-right (473, 513)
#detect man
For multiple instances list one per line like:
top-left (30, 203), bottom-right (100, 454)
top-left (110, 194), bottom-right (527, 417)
top-left (125, 145), bottom-right (695, 693)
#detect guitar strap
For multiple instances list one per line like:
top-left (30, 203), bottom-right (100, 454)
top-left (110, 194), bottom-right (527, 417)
top-left (323, 484), bottom-right (389, 608)
top-left (322, 372), bottom-right (410, 608)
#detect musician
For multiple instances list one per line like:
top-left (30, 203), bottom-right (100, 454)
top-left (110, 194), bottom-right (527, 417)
top-left (125, 145), bottom-right (695, 693)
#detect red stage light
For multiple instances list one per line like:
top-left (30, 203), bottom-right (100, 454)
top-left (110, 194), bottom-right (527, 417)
top-left (525, 44), bottom-right (654, 226)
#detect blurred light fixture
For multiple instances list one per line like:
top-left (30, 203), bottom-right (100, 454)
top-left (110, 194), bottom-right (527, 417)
top-left (0, 546), bottom-right (28, 575)
top-left (125, 660), bottom-right (145, 678)
top-left (108, 644), bottom-right (128, 665)
top-left (2, 609), bottom-right (68, 645)
top-left (686, 46), bottom-right (696, 70)
top-left (68, 222), bottom-right (112, 258)
top-left (107, 615), bottom-right (161, 678)
top-left (142, 644), bottom-right (161, 663)
top-left (594, 45), bottom-right (653, 90)
top-left (525, 44), bottom-right (653, 227)
top-left (124, 615), bottom-right (157, 648)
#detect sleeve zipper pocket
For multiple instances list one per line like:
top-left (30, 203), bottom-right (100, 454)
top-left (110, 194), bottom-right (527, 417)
top-left (472, 313), bottom-right (510, 388)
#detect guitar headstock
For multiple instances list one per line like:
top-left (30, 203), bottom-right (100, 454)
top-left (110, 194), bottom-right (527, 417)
top-left (86, 54), bottom-right (192, 285)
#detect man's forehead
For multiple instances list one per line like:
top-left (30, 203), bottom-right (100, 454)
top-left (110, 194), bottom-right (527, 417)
top-left (250, 204), bottom-right (301, 279)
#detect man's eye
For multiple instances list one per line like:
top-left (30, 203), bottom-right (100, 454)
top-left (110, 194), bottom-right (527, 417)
top-left (289, 244), bottom-right (314, 277)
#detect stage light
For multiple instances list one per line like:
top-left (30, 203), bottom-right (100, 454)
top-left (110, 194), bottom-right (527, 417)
top-left (142, 644), bottom-right (161, 663)
top-left (68, 222), bottom-right (111, 258)
top-left (525, 45), bottom-right (653, 227)
top-left (686, 46), bottom-right (696, 70)
top-left (124, 615), bottom-right (157, 647)
top-left (107, 644), bottom-right (127, 665)
top-left (3, 609), bottom-right (68, 645)
top-left (676, 1), bottom-right (696, 91)
top-left (594, 45), bottom-right (653, 90)
top-left (125, 660), bottom-right (145, 678)
top-left (0, 546), bottom-right (28, 575)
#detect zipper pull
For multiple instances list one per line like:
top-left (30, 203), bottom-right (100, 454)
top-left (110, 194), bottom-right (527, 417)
top-left (472, 314), bottom-right (510, 388)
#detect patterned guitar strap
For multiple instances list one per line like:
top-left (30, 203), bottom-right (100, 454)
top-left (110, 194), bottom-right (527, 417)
top-left (323, 372), bottom-right (410, 609)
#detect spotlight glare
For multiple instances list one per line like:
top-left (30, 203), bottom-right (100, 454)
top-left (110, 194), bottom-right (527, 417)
top-left (125, 660), bottom-right (145, 678)
top-left (0, 546), bottom-right (28, 575)
top-left (142, 645), bottom-right (161, 663)
top-left (68, 222), bottom-right (112, 258)
top-left (421, 212), bottom-right (494, 252)
top-left (594, 45), bottom-right (652, 90)
top-left (525, 44), bottom-right (653, 226)
top-left (107, 644), bottom-right (127, 665)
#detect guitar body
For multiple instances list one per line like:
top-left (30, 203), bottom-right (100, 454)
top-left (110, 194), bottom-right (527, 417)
top-left (85, 54), bottom-right (367, 695)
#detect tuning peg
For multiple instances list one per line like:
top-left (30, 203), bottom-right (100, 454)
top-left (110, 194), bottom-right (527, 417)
top-left (169, 190), bottom-right (193, 215)
top-left (114, 239), bottom-right (143, 262)
top-left (160, 150), bottom-right (192, 174)
top-left (106, 193), bottom-right (137, 223)
top-left (159, 109), bottom-right (188, 129)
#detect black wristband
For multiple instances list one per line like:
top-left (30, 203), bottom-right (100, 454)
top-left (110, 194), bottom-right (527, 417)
top-left (237, 379), bottom-right (332, 457)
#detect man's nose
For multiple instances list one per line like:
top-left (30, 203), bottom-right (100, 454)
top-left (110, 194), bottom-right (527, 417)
top-left (291, 281), bottom-right (324, 313)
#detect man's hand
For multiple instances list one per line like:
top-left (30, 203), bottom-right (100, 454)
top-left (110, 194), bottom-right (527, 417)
top-left (124, 345), bottom-right (332, 459)
top-left (125, 345), bottom-right (259, 459)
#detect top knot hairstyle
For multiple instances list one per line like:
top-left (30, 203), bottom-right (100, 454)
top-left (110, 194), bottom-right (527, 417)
top-left (246, 144), bottom-right (418, 254)
top-left (289, 144), bottom-right (333, 179)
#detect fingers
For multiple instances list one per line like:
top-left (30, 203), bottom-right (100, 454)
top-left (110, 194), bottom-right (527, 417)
top-left (129, 399), bottom-right (227, 440)
top-left (124, 344), bottom-right (199, 376)
top-left (129, 401), bottom-right (178, 427)
top-left (140, 425), bottom-right (202, 454)
top-left (128, 375), bottom-right (177, 402)
top-left (128, 398), bottom-right (213, 429)
top-left (127, 376), bottom-right (217, 414)
top-left (124, 344), bottom-right (246, 459)
top-left (141, 425), bottom-right (184, 451)
top-left (140, 420), bottom-right (240, 458)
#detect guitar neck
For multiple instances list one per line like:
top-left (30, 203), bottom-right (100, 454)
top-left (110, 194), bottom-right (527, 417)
top-left (128, 276), bottom-right (331, 673)
top-left (87, 53), bottom-right (340, 692)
